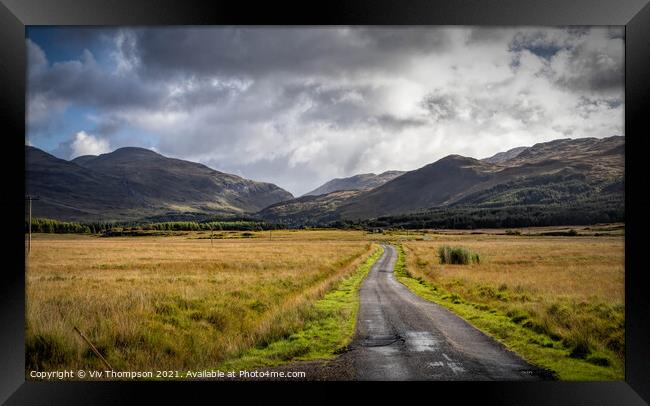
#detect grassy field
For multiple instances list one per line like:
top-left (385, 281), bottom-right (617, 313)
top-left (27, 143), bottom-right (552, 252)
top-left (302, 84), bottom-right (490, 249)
top-left (26, 230), bottom-right (377, 374)
top-left (394, 228), bottom-right (624, 380)
top-left (26, 225), bottom-right (625, 380)
top-left (217, 245), bottom-right (383, 371)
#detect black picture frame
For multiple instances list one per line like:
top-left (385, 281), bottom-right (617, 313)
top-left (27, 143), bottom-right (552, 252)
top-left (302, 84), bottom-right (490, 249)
top-left (2, 0), bottom-right (649, 404)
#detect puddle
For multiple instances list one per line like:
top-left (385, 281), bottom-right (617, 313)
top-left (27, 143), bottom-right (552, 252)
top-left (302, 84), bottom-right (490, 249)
top-left (361, 334), bottom-right (402, 347)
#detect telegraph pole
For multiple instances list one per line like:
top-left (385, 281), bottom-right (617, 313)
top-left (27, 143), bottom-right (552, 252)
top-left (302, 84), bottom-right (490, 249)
top-left (25, 195), bottom-right (40, 254)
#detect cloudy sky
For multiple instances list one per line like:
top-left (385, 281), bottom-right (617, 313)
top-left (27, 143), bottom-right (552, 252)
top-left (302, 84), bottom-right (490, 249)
top-left (26, 26), bottom-right (624, 196)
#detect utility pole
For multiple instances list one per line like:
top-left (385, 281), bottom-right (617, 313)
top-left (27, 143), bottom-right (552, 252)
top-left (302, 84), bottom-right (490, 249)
top-left (25, 195), bottom-right (40, 254)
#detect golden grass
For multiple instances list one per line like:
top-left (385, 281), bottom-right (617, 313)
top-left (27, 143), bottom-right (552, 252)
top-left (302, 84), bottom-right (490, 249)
top-left (401, 233), bottom-right (624, 375)
top-left (404, 235), bottom-right (623, 300)
top-left (26, 232), bottom-right (373, 373)
top-left (26, 226), bottom-right (625, 380)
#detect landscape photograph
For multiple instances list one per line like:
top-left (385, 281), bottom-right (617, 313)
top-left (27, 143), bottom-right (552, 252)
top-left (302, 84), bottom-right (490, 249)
top-left (25, 26), bottom-right (624, 381)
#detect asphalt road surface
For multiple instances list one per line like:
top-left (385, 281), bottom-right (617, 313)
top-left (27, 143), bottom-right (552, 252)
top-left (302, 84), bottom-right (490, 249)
top-left (341, 243), bottom-right (550, 380)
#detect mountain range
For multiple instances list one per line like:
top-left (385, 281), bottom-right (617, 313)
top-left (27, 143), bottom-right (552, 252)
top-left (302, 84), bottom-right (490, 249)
top-left (258, 136), bottom-right (624, 226)
top-left (26, 135), bottom-right (624, 227)
top-left (26, 146), bottom-right (293, 222)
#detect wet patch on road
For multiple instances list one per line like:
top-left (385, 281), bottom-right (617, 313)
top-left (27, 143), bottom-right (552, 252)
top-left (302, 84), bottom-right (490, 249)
top-left (404, 331), bottom-right (439, 352)
top-left (359, 334), bottom-right (404, 348)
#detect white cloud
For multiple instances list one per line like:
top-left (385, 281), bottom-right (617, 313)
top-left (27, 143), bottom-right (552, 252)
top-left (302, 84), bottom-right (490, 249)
top-left (70, 131), bottom-right (111, 158)
top-left (112, 29), bottom-right (140, 75)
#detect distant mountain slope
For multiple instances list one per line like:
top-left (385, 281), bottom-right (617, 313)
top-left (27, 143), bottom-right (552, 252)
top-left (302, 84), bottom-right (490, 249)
top-left (258, 136), bottom-right (624, 225)
top-left (258, 190), bottom-right (362, 225)
top-left (338, 155), bottom-right (493, 219)
top-left (70, 155), bottom-right (98, 166)
top-left (481, 146), bottom-right (528, 164)
top-left (303, 170), bottom-right (405, 196)
top-left (339, 136), bottom-right (623, 220)
top-left (26, 146), bottom-right (293, 222)
top-left (26, 146), bottom-right (140, 221)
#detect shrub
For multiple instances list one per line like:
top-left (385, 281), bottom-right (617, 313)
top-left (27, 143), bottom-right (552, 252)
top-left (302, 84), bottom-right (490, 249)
top-left (565, 330), bottom-right (593, 359)
top-left (438, 246), bottom-right (481, 265)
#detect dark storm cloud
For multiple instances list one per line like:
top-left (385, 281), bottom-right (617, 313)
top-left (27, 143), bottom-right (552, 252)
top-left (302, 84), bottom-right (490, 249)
top-left (92, 114), bottom-right (124, 136)
top-left (551, 40), bottom-right (624, 93)
top-left (29, 53), bottom-right (164, 109)
top-left (27, 43), bottom-right (238, 113)
top-left (126, 27), bottom-right (452, 79)
top-left (39, 25), bottom-right (450, 77)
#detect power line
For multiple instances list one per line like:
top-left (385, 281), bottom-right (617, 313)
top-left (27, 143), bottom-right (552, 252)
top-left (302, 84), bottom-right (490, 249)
top-left (25, 195), bottom-right (40, 254)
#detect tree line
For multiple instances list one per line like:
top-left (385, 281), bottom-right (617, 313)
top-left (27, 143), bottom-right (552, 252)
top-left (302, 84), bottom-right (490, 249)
top-left (25, 218), bottom-right (284, 234)
top-left (330, 202), bottom-right (624, 230)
